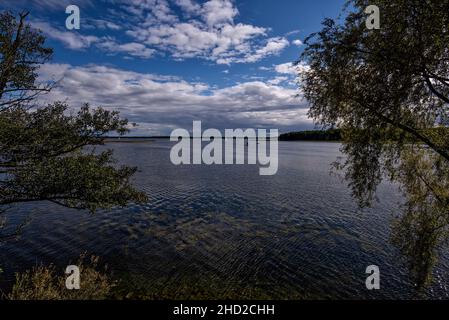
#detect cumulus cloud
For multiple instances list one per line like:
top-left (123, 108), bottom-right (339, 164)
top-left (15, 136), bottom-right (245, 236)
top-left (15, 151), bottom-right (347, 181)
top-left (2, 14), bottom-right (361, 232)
top-left (292, 39), bottom-right (303, 46)
top-left (4, 0), bottom-right (291, 64)
top-left (38, 63), bottom-right (311, 134)
top-left (249, 37), bottom-right (289, 61)
top-left (201, 0), bottom-right (238, 26)
top-left (275, 61), bottom-right (309, 75)
top-left (22, 0), bottom-right (290, 64)
top-left (123, 0), bottom-right (290, 64)
top-left (175, 0), bottom-right (201, 13)
top-left (275, 62), bottom-right (297, 75)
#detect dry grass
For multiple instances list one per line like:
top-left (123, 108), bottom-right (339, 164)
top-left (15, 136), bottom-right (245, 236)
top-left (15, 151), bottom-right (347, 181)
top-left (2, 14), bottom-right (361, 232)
top-left (6, 254), bottom-right (116, 300)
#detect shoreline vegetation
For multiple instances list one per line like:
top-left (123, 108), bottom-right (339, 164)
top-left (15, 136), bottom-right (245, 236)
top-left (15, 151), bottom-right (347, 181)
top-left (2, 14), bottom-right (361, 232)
top-left (105, 127), bottom-right (447, 143)
top-left (104, 129), bottom-right (343, 142)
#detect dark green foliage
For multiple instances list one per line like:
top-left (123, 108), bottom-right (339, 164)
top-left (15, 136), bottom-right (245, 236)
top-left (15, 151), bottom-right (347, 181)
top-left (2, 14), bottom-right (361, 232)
top-left (0, 103), bottom-right (147, 212)
top-left (300, 0), bottom-right (449, 289)
top-left (279, 129), bottom-right (341, 141)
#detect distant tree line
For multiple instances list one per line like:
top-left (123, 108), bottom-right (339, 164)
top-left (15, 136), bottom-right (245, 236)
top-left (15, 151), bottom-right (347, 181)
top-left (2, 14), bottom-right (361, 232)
top-left (279, 127), bottom-right (448, 143)
top-left (279, 129), bottom-right (342, 141)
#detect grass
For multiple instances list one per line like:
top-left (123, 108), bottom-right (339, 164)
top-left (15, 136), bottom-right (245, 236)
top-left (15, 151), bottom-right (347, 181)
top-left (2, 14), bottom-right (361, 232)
top-left (4, 254), bottom-right (116, 300)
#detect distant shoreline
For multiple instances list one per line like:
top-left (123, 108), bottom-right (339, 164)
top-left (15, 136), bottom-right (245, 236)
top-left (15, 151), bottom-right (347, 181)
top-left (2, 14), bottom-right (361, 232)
top-left (105, 129), bottom-right (342, 142)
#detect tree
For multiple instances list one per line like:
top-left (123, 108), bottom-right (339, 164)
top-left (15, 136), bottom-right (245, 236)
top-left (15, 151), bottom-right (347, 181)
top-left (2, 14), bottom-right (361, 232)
top-left (300, 0), bottom-right (449, 289)
top-left (0, 11), bottom-right (147, 240)
top-left (0, 11), bottom-right (53, 108)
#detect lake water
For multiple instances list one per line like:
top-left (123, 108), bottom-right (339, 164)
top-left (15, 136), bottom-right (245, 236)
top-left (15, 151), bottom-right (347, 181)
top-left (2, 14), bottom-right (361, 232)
top-left (1, 141), bottom-right (448, 299)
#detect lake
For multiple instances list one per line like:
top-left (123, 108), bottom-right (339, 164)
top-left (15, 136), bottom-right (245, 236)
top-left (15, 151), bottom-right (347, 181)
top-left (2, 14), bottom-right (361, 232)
top-left (1, 140), bottom-right (448, 299)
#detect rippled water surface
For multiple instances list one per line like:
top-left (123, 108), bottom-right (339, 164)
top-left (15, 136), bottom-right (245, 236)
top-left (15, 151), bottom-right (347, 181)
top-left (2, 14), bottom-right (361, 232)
top-left (1, 141), bottom-right (448, 299)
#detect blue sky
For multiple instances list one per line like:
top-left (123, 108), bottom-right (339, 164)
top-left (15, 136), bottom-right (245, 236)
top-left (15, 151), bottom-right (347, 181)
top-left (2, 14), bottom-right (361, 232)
top-left (1, 0), bottom-right (346, 135)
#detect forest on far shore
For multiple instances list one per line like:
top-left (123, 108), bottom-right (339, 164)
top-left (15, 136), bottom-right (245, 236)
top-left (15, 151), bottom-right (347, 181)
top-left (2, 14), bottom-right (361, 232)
top-left (279, 129), bottom-right (342, 141)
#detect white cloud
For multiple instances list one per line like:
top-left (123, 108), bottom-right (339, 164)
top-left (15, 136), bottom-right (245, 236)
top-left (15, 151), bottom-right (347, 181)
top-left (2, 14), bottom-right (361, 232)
top-left (201, 0), bottom-right (238, 26)
top-left (246, 37), bottom-right (290, 62)
top-left (216, 37), bottom-right (289, 64)
top-left (87, 19), bottom-right (122, 31)
top-left (175, 0), bottom-right (201, 13)
top-left (275, 62), bottom-right (297, 75)
top-left (285, 29), bottom-right (301, 36)
top-left (31, 20), bottom-right (100, 50)
top-left (274, 61), bottom-right (309, 76)
top-left (292, 39), bottom-right (303, 46)
top-left (31, 20), bottom-right (156, 59)
top-left (120, 0), bottom-right (177, 23)
top-left (151, 0), bottom-right (178, 23)
top-left (268, 76), bottom-right (289, 85)
top-left (97, 40), bottom-right (156, 58)
top-left (38, 63), bottom-right (311, 134)
top-left (6, 0), bottom-right (290, 64)
top-left (121, 0), bottom-right (289, 64)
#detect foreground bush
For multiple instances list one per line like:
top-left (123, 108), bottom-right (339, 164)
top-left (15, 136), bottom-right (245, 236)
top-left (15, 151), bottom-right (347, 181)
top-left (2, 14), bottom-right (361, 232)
top-left (6, 255), bottom-right (116, 300)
